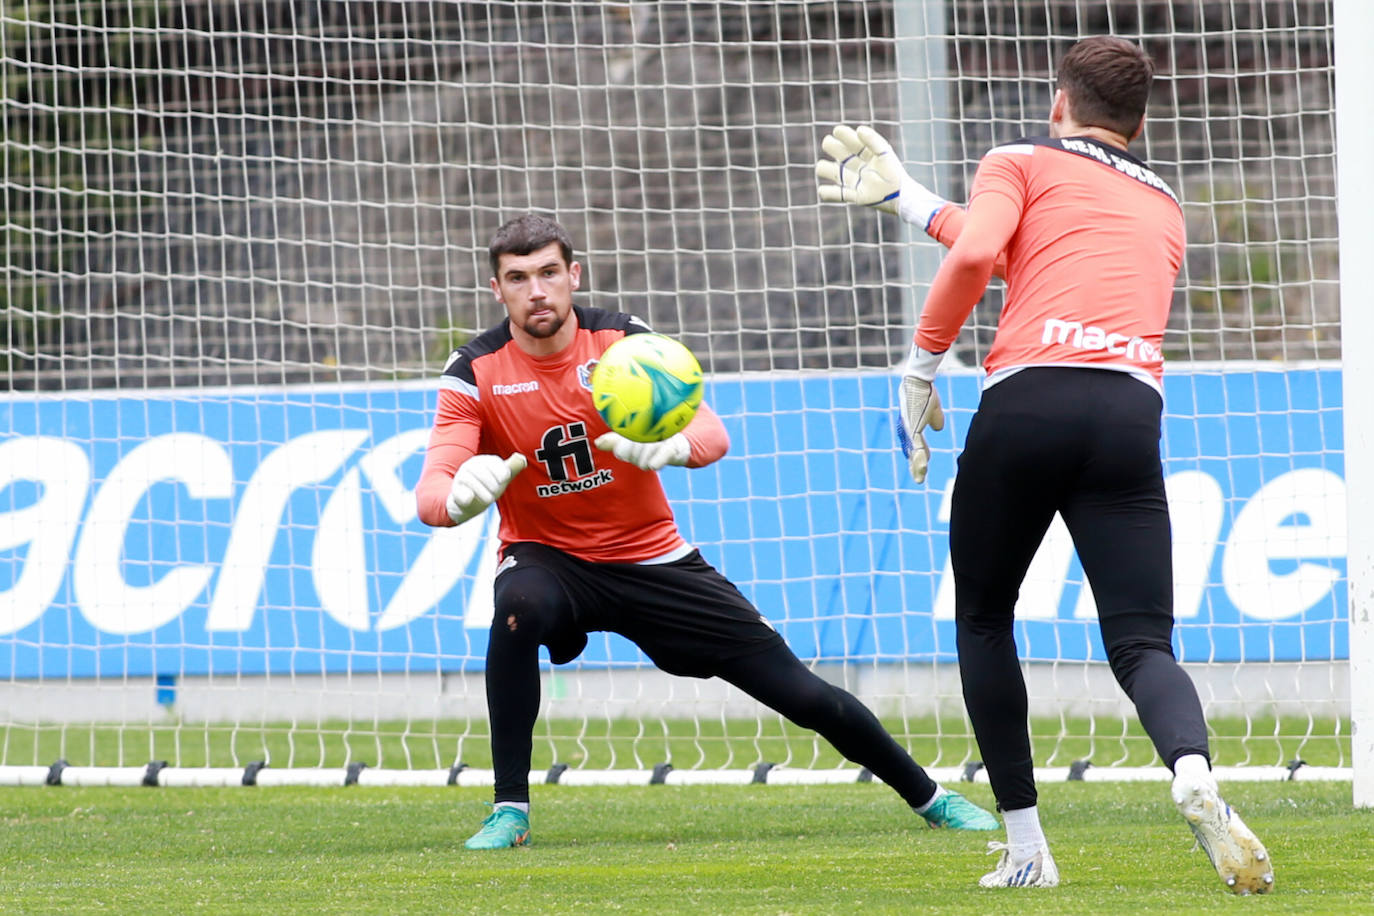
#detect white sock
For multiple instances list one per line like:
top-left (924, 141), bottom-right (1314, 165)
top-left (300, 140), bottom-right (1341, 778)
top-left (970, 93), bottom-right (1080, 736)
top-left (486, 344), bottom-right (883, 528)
top-left (1172, 754), bottom-right (1214, 788)
top-left (1002, 805), bottom-right (1046, 861)
top-left (494, 801), bottom-right (530, 814)
top-left (1171, 754), bottom-right (1216, 805)
top-left (912, 785), bottom-right (948, 815)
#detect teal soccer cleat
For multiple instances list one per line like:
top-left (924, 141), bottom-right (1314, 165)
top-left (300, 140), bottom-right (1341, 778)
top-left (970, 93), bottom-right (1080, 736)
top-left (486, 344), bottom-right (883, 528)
top-left (922, 791), bottom-right (1001, 831)
top-left (464, 806), bottom-right (531, 850)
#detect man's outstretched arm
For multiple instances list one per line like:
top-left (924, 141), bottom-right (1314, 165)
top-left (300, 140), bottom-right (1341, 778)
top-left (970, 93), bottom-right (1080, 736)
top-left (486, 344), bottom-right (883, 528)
top-left (816, 124), bottom-right (1007, 278)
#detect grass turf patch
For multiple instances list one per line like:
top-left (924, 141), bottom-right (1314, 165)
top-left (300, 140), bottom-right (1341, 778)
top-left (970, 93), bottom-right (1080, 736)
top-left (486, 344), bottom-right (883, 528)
top-left (0, 780), bottom-right (1368, 914)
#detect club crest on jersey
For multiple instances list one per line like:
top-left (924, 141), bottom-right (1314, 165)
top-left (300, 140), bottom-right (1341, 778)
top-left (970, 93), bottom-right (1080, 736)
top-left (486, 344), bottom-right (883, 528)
top-left (577, 358), bottom-right (597, 391)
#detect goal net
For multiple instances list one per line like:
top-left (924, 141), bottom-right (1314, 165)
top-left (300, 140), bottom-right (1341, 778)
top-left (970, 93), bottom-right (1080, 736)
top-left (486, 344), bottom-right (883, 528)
top-left (0, 1), bottom-right (1350, 787)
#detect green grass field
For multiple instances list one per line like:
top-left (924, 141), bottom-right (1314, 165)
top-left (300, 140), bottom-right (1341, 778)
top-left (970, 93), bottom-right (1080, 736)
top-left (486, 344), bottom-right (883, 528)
top-left (1, 780), bottom-right (1369, 915)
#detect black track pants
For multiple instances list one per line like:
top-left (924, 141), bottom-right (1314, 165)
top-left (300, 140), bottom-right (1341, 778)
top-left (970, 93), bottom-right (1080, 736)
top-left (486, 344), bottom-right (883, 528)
top-left (950, 368), bottom-right (1209, 811)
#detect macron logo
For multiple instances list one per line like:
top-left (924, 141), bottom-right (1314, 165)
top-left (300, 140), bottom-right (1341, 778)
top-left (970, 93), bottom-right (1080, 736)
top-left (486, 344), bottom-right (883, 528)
top-left (492, 381), bottom-right (540, 396)
top-left (1042, 318), bottom-right (1160, 362)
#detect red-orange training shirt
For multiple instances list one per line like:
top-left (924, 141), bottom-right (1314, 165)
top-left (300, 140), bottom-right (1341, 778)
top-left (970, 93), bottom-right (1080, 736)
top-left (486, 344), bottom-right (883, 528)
top-left (415, 306), bottom-right (729, 564)
top-left (919, 136), bottom-right (1184, 385)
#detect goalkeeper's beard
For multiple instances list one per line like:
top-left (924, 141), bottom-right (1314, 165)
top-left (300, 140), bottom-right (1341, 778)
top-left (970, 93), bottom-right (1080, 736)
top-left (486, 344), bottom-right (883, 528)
top-left (521, 311), bottom-right (566, 339)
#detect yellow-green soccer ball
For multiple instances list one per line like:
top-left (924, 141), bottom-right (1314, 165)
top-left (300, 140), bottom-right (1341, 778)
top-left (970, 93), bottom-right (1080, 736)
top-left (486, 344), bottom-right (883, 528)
top-left (591, 333), bottom-right (704, 443)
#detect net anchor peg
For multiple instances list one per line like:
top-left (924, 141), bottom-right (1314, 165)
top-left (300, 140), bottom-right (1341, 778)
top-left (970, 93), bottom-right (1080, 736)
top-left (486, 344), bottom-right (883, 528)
top-left (345, 761), bottom-right (368, 786)
top-left (242, 761), bottom-right (267, 786)
top-left (447, 762), bottom-right (468, 786)
top-left (46, 759), bottom-right (68, 787)
top-left (142, 760), bottom-right (168, 787)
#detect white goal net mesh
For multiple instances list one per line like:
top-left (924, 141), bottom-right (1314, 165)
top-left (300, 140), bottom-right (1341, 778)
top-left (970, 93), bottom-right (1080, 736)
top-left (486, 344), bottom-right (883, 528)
top-left (0, 1), bottom-right (1345, 781)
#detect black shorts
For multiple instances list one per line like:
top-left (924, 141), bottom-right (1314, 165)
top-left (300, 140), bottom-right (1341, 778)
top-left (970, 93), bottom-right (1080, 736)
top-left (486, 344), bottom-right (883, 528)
top-left (494, 542), bottom-right (785, 677)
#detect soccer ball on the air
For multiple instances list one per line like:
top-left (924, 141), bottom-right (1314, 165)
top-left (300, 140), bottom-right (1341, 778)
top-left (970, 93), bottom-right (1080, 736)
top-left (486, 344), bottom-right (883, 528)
top-left (591, 333), bottom-right (704, 443)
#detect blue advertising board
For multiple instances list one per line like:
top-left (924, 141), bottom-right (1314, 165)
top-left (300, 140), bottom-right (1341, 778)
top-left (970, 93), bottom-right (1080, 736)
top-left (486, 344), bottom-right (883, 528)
top-left (0, 367), bottom-right (1347, 678)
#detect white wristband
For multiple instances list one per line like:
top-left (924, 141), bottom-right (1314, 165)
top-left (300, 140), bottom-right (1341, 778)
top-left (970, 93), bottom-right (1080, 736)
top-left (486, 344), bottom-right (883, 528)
top-left (897, 176), bottom-right (948, 232)
top-left (902, 343), bottom-right (946, 382)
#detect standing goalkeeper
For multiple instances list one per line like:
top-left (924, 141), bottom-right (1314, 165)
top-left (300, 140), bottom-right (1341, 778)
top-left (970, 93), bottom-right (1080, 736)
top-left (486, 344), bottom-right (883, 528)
top-left (817, 37), bottom-right (1272, 893)
top-left (416, 212), bottom-right (998, 850)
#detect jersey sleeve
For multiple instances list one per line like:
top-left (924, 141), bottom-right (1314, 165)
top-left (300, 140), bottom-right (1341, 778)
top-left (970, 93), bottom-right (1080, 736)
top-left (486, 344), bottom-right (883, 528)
top-left (914, 148), bottom-right (1029, 354)
top-left (966, 146), bottom-right (1032, 212)
top-left (925, 205), bottom-right (964, 249)
top-left (680, 401), bottom-right (729, 467)
top-left (926, 206), bottom-right (1008, 280)
top-left (415, 351), bottom-right (484, 528)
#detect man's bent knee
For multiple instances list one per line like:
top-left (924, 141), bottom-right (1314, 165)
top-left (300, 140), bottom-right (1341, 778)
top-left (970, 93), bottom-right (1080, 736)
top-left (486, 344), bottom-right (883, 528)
top-left (492, 571), bottom-right (584, 663)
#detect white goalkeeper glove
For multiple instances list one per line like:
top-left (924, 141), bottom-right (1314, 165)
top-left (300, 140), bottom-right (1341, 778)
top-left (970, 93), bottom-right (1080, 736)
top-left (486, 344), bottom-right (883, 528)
top-left (594, 432), bottom-right (691, 472)
top-left (897, 344), bottom-right (947, 485)
top-left (446, 453), bottom-right (527, 525)
top-left (815, 125), bottom-right (948, 230)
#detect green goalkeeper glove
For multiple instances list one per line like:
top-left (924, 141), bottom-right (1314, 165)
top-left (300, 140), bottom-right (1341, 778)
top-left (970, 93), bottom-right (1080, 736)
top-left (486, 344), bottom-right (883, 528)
top-left (446, 453), bottom-right (527, 525)
top-left (815, 125), bottom-right (948, 230)
top-left (897, 344), bottom-right (946, 485)
top-left (594, 432), bottom-right (691, 472)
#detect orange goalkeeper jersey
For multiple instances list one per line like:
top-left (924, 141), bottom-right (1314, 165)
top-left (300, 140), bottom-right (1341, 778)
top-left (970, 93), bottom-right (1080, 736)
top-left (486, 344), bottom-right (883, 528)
top-left (415, 306), bottom-right (728, 564)
top-left (920, 136), bottom-right (1184, 384)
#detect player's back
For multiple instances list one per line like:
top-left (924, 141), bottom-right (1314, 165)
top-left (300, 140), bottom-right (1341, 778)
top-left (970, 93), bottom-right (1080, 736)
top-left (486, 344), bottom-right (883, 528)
top-left (976, 136), bottom-right (1185, 381)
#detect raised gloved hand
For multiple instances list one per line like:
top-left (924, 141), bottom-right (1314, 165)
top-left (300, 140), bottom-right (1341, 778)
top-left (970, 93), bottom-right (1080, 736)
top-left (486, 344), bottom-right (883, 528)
top-left (897, 344), bottom-right (946, 484)
top-left (594, 432), bottom-right (691, 472)
top-left (446, 453), bottom-right (527, 524)
top-left (815, 125), bottom-right (948, 230)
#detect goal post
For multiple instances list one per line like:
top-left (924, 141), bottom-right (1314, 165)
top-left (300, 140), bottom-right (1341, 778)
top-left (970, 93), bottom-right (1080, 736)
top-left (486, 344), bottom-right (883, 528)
top-left (1334, 0), bottom-right (1374, 808)
top-left (0, 1), bottom-right (1353, 790)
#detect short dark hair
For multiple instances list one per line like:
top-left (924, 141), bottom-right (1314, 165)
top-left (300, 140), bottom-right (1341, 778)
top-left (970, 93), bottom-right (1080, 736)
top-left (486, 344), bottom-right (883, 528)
top-left (488, 213), bottom-right (575, 276)
top-left (1057, 36), bottom-right (1154, 138)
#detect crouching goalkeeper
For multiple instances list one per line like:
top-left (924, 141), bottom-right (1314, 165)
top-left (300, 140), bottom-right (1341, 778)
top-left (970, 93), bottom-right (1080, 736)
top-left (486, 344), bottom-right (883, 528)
top-left (416, 212), bottom-right (998, 849)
